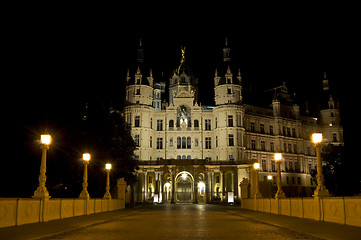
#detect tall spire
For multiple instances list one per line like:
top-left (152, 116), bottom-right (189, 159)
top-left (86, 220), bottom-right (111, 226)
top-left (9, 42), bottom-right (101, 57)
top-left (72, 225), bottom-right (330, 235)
top-left (322, 71), bottom-right (329, 91)
top-left (137, 38), bottom-right (144, 63)
top-left (223, 38), bottom-right (231, 62)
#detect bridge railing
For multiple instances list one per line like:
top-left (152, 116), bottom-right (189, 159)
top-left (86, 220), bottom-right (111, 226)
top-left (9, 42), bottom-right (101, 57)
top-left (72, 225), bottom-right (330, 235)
top-left (241, 197), bottom-right (361, 227)
top-left (0, 197), bottom-right (125, 228)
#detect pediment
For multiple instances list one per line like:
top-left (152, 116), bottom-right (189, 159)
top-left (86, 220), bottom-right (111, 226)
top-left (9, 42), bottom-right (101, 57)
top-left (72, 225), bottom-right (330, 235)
top-left (175, 90), bottom-right (193, 98)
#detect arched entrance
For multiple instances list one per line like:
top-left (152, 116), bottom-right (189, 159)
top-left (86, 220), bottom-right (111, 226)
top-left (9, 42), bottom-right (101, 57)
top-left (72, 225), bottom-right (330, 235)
top-left (175, 171), bottom-right (194, 203)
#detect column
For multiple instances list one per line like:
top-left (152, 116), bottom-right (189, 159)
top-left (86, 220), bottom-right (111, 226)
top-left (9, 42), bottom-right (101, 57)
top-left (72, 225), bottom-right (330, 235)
top-left (170, 168), bottom-right (175, 203)
top-left (159, 172), bottom-right (163, 203)
top-left (220, 171), bottom-right (224, 202)
top-left (154, 171), bottom-right (159, 203)
top-left (231, 171), bottom-right (234, 193)
top-left (144, 171), bottom-right (148, 202)
top-left (211, 172), bottom-right (214, 203)
top-left (193, 166), bottom-right (198, 204)
top-left (206, 171), bottom-right (211, 203)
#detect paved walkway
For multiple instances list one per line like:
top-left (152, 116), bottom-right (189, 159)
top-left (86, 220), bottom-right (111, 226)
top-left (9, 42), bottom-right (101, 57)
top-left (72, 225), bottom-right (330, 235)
top-left (0, 204), bottom-right (360, 240)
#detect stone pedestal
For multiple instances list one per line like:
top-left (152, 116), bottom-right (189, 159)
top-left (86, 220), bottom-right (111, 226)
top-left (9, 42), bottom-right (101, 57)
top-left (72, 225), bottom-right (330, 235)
top-left (239, 178), bottom-right (250, 199)
top-left (117, 178), bottom-right (127, 208)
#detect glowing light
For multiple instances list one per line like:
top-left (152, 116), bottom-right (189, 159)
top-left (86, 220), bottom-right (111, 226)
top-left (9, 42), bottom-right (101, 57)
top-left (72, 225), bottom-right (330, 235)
top-left (267, 175), bottom-right (273, 180)
top-left (154, 194), bottom-right (159, 203)
top-left (312, 133), bottom-right (323, 144)
top-left (165, 182), bottom-right (171, 188)
top-left (228, 192), bottom-right (234, 203)
top-left (41, 134), bottom-right (51, 145)
top-left (105, 163), bottom-right (112, 170)
top-left (253, 162), bottom-right (260, 170)
top-left (274, 153), bottom-right (282, 161)
top-left (182, 173), bottom-right (187, 180)
top-left (198, 182), bottom-right (205, 190)
top-left (83, 153), bottom-right (91, 161)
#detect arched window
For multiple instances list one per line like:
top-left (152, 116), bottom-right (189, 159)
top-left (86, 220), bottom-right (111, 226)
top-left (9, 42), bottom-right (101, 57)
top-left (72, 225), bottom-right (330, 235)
top-left (187, 137), bottom-right (191, 149)
top-left (182, 155), bottom-right (186, 159)
top-left (187, 155), bottom-right (191, 159)
top-left (177, 137), bottom-right (181, 149)
top-left (182, 137), bottom-right (186, 149)
top-left (177, 155), bottom-right (181, 159)
top-left (169, 120), bottom-right (174, 128)
top-left (194, 119), bottom-right (199, 128)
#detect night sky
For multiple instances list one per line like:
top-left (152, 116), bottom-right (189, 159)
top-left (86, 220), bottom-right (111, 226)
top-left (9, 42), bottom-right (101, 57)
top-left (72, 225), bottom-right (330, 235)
top-left (2, 7), bottom-right (354, 197)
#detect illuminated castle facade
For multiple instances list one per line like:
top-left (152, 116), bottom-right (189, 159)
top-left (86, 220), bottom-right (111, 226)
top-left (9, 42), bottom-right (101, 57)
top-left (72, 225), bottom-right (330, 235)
top-left (123, 40), bottom-right (343, 203)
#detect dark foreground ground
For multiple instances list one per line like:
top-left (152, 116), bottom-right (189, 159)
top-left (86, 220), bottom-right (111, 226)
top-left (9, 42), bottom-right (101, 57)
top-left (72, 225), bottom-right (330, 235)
top-left (1, 204), bottom-right (360, 240)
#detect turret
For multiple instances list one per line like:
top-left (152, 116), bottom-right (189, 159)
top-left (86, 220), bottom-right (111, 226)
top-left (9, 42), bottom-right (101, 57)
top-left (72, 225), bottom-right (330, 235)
top-left (223, 38), bottom-right (231, 62)
top-left (272, 99), bottom-right (281, 116)
top-left (214, 39), bottom-right (242, 105)
top-left (125, 39), bottom-right (153, 106)
top-left (318, 72), bottom-right (343, 145)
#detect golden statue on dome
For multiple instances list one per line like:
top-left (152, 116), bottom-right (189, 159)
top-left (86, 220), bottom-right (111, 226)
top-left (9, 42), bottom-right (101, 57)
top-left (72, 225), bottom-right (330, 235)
top-left (177, 46), bottom-right (186, 74)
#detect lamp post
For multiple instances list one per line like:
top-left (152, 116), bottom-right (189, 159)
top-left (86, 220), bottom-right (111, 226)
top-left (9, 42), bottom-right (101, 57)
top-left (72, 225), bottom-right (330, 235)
top-left (312, 133), bottom-right (330, 197)
top-left (253, 162), bottom-right (263, 198)
top-left (274, 153), bottom-right (286, 198)
top-left (33, 134), bottom-right (51, 199)
top-left (103, 163), bottom-right (112, 199)
top-left (79, 153), bottom-right (91, 199)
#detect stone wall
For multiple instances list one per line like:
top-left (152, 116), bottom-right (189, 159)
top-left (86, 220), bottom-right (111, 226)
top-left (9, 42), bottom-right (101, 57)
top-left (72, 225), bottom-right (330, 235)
top-left (241, 197), bottom-right (361, 227)
top-left (0, 198), bottom-right (125, 228)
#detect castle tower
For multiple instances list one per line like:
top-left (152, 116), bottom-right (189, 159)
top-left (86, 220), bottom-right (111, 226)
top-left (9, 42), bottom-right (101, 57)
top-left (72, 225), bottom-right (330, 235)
top-left (214, 39), bottom-right (242, 105)
top-left (319, 72), bottom-right (343, 145)
top-left (125, 39), bottom-right (153, 106)
top-left (214, 39), bottom-right (245, 162)
top-left (124, 40), bottom-right (155, 162)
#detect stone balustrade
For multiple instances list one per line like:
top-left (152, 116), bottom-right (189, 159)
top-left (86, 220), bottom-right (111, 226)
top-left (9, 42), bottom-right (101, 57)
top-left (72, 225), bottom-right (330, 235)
top-left (0, 198), bottom-right (125, 228)
top-left (241, 197), bottom-right (361, 227)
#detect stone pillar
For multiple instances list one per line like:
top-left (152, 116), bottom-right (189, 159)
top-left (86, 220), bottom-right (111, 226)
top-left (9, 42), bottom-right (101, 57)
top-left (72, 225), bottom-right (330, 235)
top-left (193, 166), bottom-right (198, 204)
top-left (231, 171), bottom-right (234, 193)
top-left (211, 172), bottom-right (214, 203)
top-left (220, 171), bottom-right (224, 202)
top-left (170, 168), bottom-right (175, 203)
top-left (144, 171), bottom-right (148, 202)
top-left (159, 172), bottom-right (163, 203)
top-left (154, 171), bottom-right (159, 203)
top-left (117, 178), bottom-right (127, 209)
top-left (206, 171), bottom-right (211, 203)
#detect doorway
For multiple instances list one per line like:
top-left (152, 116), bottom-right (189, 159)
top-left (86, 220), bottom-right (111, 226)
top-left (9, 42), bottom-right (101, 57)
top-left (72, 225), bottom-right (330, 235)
top-left (175, 171), bottom-right (194, 203)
